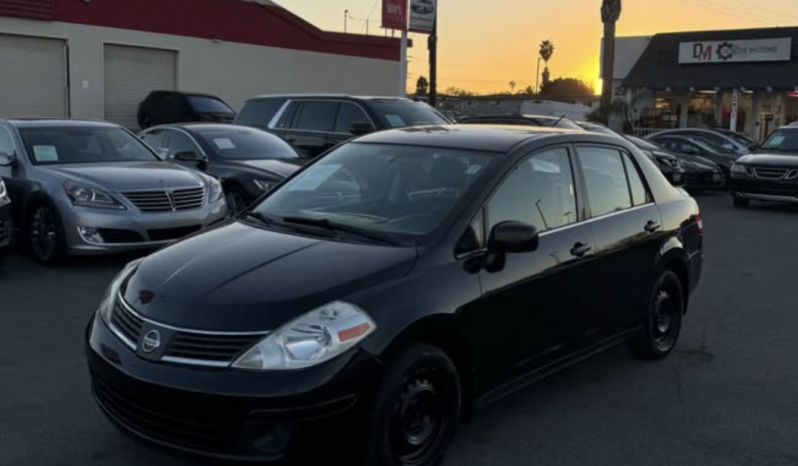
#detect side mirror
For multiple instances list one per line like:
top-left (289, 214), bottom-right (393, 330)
top-left (0, 152), bottom-right (16, 167)
top-left (488, 221), bottom-right (539, 254)
top-left (748, 143), bottom-right (759, 151)
top-left (351, 122), bottom-right (375, 136)
top-left (174, 151), bottom-right (202, 162)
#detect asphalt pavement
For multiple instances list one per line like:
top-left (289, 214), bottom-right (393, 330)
top-left (2, 192), bottom-right (798, 466)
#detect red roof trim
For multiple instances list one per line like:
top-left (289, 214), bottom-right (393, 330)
top-left (50, 0), bottom-right (401, 61)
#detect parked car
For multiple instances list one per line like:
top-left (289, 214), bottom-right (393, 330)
top-left (411, 0), bottom-right (435, 14)
top-left (138, 91), bottom-right (236, 129)
top-left (650, 128), bottom-right (757, 155)
top-left (575, 122), bottom-right (687, 187)
top-left (459, 113), bottom-right (584, 130)
top-left (235, 94), bottom-right (451, 158)
top-left (0, 120), bottom-right (228, 264)
top-left (649, 134), bottom-right (741, 178)
top-left (140, 124), bottom-right (303, 213)
top-left (86, 125), bottom-right (703, 466)
top-left (0, 176), bottom-right (11, 266)
top-left (730, 125), bottom-right (798, 207)
top-left (626, 136), bottom-right (724, 190)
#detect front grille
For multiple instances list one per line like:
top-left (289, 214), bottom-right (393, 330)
top-left (98, 229), bottom-right (144, 244)
top-left (110, 300), bottom-right (144, 348)
top-left (164, 333), bottom-right (263, 363)
top-left (753, 167), bottom-right (790, 180)
top-left (93, 377), bottom-right (225, 452)
top-left (147, 225), bottom-right (201, 242)
top-left (123, 187), bottom-right (205, 212)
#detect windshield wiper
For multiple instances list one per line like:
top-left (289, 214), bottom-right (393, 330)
top-left (242, 211), bottom-right (276, 226)
top-left (282, 216), bottom-right (400, 246)
top-left (552, 115), bottom-right (566, 128)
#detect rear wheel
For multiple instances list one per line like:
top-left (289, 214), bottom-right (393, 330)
top-left (629, 270), bottom-right (684, 360)
top-left (28, 203), bottom-right (66, 265)
top-left (366, 343), bottom-right (461, 466)
top-left (733, 196), bottom-right (750, 208)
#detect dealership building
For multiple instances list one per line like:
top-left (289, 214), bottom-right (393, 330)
top-left (0, 0), bottom-right (402, 128)
top-left (607, 27), bottom-right (798, 140)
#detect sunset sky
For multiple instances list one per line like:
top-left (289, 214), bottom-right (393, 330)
top-left (274, 0), bottom-right (798, 95)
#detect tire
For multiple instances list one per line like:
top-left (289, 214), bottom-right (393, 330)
top-left (365, 343), bottom-right (461, 466)
top-left (28, 202), bottom-right (66, 265)
top-left (733, 196), bottom-right (750, 208)
top-left (224, 185), bottom-right (250, 215)
top-left (629, 270), bottom-right (684, 360)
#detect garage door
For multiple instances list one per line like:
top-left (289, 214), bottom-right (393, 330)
top-left (0, 34), bottom-right (67, 119)
top-left (104, 44), bottom-right (176, 129)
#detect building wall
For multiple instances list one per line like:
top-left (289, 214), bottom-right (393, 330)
top-left (0, 15), bottom-right (400, 120)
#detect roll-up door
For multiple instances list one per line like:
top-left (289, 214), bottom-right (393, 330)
top-left (0, 34), bottom-right (67, 118)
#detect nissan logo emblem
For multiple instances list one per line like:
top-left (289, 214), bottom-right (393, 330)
top-left (141, 330), bottom-right (161, 354)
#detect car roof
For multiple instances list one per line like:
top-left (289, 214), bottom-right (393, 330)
top-left (246, 93), bottom-right (413, 103)
top-left (149, 90), bottom-right (220, 98)
top-left (0, 119), bottom-right (120, 129)
top-left (460, 113), bottom-right (564, 121)
top-left (152, 123), bottom-right (253, 132)
top-left (354, 124), bottom-right (596, 152)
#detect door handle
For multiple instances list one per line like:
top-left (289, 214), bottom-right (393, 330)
top-left (644, 221), bottom-right (661, 233)
top-left (570, 242), bottom-right (592, 257)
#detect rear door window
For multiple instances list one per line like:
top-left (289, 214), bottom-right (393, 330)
top-left (292, 101), bottom-right (339, 132)
top-left (236, 99), bottom-right (287, 127)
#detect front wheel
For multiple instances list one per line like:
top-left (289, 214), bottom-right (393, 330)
top-left (224, 185), bottom-right (250, 215)
top-left (28, 203), bottom-right (66, 265)
top-left (629, 270), bottom-right (684, 360)
top-left (366, 343), bottom-right (461, 466)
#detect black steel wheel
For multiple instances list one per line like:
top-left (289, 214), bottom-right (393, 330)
top-left (225, 185), bottom-right (249, 215)
top-left (28, 203), bottom-right (65, 264)
top-left (367, 343), bottom-right (461, 466)
top-left (629, 270), bottom-right (684, 360)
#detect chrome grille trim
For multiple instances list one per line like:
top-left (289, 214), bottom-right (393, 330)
top-left (160, 356), bottom-right (232, 368)
top-left (753, 167), bottom-right (789, 180)
top-left (122, 187), bottom-right (206, 212)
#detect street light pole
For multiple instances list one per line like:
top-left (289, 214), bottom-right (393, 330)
top-left (344, 10), bottom-right (348, 33)
top-left (535, 57), bottom-right (542, 95)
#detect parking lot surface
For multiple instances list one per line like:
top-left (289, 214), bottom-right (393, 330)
top-left (2, 193), bottom-right (798, 466)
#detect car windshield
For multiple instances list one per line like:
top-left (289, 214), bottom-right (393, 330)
top-left (718, 129), bottom-right (757, 146)
top-left (251, 143), bottom-right (496, 243)
top-left (370, 101), bottom-right (450, 129)
top-left (187, 96), bottom-right (235, 115)
top-left (761, 129), bottom-right (798, 153)
top-left (195, 127), bottom-right (298, 160)
top-left (19, 126), bottom-right (158, 165)
top-left (626, 136), bottom-right (660, 151)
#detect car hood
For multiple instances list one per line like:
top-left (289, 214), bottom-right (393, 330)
top-left (738, 153), bottom-right (798, 167)
top-left (43, 161), bottom-right (205, 191)
top-left (229, 158), bottom-right (304, 179)
top-left (122, 222), bottom-right (417, 331)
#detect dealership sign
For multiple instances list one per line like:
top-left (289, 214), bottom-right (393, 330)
top-left (679, 38), bottom-right (792, 64)
top-left (382, 0), bottom-right (407, 31)
top-left (409, 0), bottom-right (437, 34)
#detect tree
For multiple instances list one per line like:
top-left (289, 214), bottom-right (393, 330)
top-left (509, 80), bottom-right (517, 93)
top-left (539, 40), bottom-right (555, 88)
top-left (415, 76), bottom-right (429, 95)
top-left (600, 0), bottom-right (622, 110)
top-left (523, 85), bottom-right (535, 95)
top-left (540, 77), bottom-right (595, 98)
top-left (444, 86), bottom-right (475, 97)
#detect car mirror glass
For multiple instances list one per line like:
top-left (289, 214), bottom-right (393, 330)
top-left (0, 151), bottom-right (16, 167)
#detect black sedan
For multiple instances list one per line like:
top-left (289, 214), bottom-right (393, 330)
top-left (86, 126), bottom-right (703, 466)
top-left (0, 174), bottom-right (11, 266)
top-left (649, 133), bottom-right (741, 178)
top-left (140, 124), bottom-right (303, 212)
top-left (627, 136), bottom-right (724, 190)
top-left (730, 126), bottom-right (798, 207)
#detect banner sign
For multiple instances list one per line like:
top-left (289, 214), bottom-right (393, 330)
top-left (382, 0), bottom-right (407, 31)
top-left (679, 38), bottom-right (792, 64)
top-left (409, 0), bottom-right (436, 34)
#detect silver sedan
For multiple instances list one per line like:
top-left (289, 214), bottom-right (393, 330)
top-left (0, 120), bottom-right (227, 264)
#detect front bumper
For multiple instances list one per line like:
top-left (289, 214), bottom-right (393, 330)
top-left (684, 171), bottom-right (725, 189)
top-left (60, 198), bottom-right (228, 255)
top-left (85, 316), bottom-right (382, 462)
top-left (729, 178), bottom-right (798, 203)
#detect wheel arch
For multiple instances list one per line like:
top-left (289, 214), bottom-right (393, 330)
top-left (658, 245), bottom-right (691, 313)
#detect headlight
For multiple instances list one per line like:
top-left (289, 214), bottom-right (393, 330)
top-left (252, 179), bottom-right (276, 192)
top-left (98, 259), bottom-right (143, 325)
top-left (656, 155), bottom-right (680, 169)
top-left (64, 181), bottom-right (125, 210)
top-left (232, 301), bottom-right (376, 371)
top-left (731, 163), bottom-right (749, 178)
top-left (208, 178), bottom-right (224, 202)
top-left (0, 179), bottom-right (9, 207)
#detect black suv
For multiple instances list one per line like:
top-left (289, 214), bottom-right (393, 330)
top-left (138, 91), bottom-right (236, 129)
top-left (235, 94), bottom-right (450, 158)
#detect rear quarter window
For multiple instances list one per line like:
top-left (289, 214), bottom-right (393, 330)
top-left (236, 99), bottom-right (287, 127)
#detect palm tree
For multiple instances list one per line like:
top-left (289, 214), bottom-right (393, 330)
top-left (539, 40), bottom-right (555, 88)
top-left (601, 0), bottom-right (622, 110)
top-left (509, 80), bottom-right (517, 94)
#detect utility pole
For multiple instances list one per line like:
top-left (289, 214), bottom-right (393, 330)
top-left (344, 10), bottom-right (348, 33)
top-left (428, 13), bottom-right (438, 107)
top-left (535, 57), bottom-right (542, 95)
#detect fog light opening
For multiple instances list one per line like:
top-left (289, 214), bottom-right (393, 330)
top-left (78, 227), bottom-right (105, 244)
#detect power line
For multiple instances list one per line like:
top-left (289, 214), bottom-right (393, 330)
top-left (724, 0), bottom-right (798, 23)
top-left (685, 0), bottom-right (783, 26)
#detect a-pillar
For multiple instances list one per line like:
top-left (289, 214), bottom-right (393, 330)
top-left (714, 91), bottom-right (724, 127)
top-left (678, 92), bottom-right (690, 128)
top-left (747, 91), bottom-right (763, 141)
